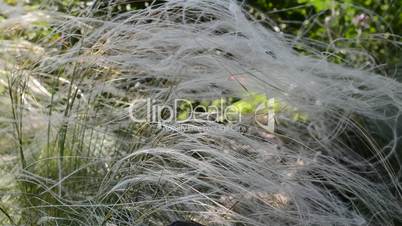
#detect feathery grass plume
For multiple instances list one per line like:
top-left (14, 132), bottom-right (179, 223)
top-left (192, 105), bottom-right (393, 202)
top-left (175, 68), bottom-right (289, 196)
top-left (3, 0), bottom-right (402, 225)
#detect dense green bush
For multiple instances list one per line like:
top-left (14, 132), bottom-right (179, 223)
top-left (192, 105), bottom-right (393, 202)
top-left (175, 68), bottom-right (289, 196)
top-left (248, 0), bottom-right (401, 73)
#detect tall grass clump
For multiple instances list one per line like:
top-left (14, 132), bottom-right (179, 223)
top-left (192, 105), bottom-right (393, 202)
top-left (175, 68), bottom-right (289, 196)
top-left (1, 0), bottom-right (402, 225)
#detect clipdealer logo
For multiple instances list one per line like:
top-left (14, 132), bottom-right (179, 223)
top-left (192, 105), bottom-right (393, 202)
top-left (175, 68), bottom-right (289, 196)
top-left (127, 98), bottom-right (275, 133)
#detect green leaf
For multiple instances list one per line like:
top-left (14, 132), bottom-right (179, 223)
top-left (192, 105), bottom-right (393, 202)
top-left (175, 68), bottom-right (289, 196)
top-left (298, 0), bottom-right (334, 11)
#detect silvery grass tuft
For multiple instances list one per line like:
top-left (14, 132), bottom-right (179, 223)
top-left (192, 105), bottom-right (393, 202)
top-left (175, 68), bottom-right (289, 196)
top-left (2, 0), bottom-right (402, 225)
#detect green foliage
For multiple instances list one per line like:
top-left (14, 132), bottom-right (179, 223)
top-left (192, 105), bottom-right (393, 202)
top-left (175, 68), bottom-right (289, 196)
top-left (298, 0), bottom-right (334, 11)
top-left (247, 0), bottom-right (402, 73)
